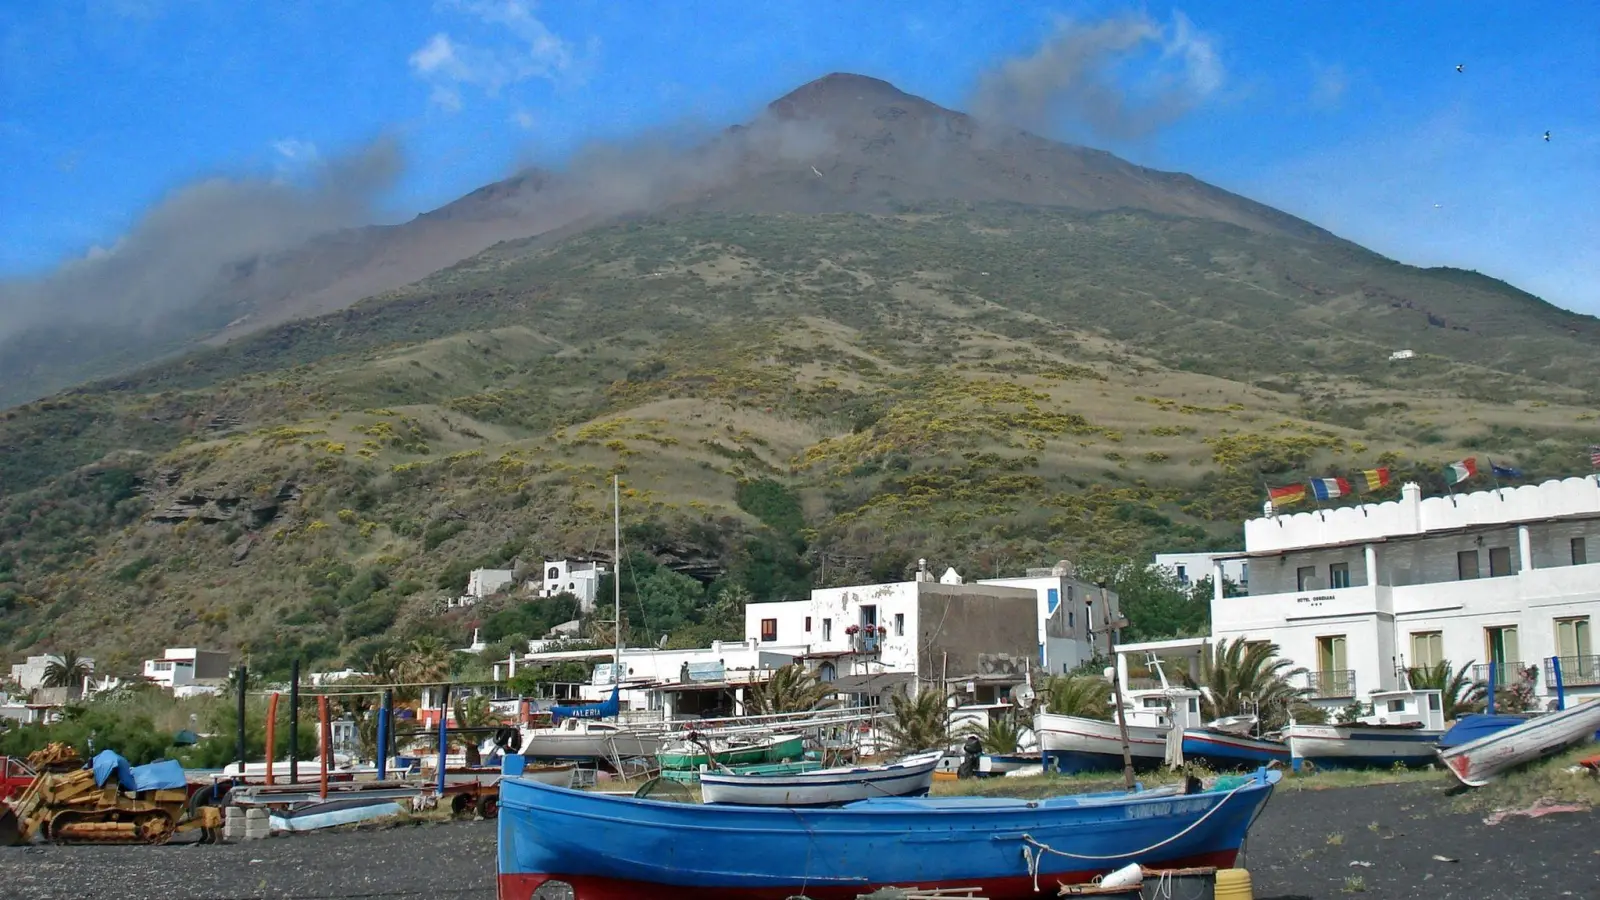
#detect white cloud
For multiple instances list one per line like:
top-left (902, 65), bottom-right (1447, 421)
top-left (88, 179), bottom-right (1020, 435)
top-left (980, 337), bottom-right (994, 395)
top-left (510, 109), bottom-right (535, 130)
top-left (272, 138), bottom-right (320, 163)
top-left (409, 1), bottom-right (581, 112)
top-left (1309, 60), bottom-right (1348, 109)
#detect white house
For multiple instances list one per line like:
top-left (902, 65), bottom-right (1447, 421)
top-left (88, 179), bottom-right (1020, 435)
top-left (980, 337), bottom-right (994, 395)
top-left (143, 647), bottom-right (230, 691)
top-left (1153, 552), bottom-right (1249, 592)
top-left (977, 560), bottom-right (1124, 675)
top-left (742, 566), bottom-right (1039, 703)
top-left (539, 559), bottom-right (608, 612)
top-left (9, 654), bottom-right (94, 693)
top-left (1211, 477), bottom-right (1600, 711)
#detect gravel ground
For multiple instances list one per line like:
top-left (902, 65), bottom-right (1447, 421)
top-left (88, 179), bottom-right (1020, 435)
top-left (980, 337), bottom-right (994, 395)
top-left (2, 784), bottom-right (1595, 900)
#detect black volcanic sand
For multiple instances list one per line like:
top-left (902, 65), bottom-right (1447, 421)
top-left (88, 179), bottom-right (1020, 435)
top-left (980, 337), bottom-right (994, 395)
top-left (1, 783), bottom-right (1595, 899)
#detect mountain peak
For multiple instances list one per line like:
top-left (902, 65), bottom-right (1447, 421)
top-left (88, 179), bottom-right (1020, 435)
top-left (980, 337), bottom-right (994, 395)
top-left (767, 72), bottom-right (933, 120)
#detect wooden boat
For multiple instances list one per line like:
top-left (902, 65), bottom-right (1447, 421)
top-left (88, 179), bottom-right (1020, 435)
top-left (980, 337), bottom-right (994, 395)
top-left (518, 719), bottom-right (664, 762)
top-left (268, 796), bottom-right (404, 833)
top-left (1436, 713), bottom-right (1538, 749)
top-left (1035, 662), bottom-right (1205, 775)
top-left (698, 750), bottom-right (942, 807)
top-left (977, 752), bottom-right (1042, 776)
top-left (496, 768), bottom-right (1282, 898)
top-left (1438, 699), bottom-right (1600, 787)
top-left (1285, 689), bottom-right (1444, 770)
top-left (1181, 716), bottom-right (1289, 770)
top-left (656, 734), bottom-right (804, 770)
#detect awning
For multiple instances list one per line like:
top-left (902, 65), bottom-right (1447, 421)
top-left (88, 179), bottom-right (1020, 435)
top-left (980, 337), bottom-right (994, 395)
top-left (827, 672), bottom-right (913, 695)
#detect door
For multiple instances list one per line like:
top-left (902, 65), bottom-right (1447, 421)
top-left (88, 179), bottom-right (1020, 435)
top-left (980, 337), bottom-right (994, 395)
top-left (1556, 618), bottom-right (1593, 682)
top-left (1316, 635), bottom-right (1349, 696)
top-left (1486, 625), bottom-right (1519, 683)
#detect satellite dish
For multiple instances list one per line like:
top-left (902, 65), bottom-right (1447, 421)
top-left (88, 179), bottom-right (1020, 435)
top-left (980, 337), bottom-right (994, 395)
top-left (1013, 683), bottom-right (1036, 706)
top-left (1103, 666), bottom-right (1116, 683)
top-left (656, 634), bottom-right (669, 649)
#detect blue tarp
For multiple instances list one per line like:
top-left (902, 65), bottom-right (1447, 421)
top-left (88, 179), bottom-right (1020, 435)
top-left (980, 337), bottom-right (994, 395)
top-left (89, 750), bottom-right (187, 792)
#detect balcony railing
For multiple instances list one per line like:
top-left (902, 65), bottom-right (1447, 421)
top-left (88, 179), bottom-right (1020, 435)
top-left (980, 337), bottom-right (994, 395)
top-left (1471, 662), bottom-right (1528, 687)
top-left (1306, 669), bottom-right (1356, 699)
top-left (1545, 656), bottom-right (1600, 688)
top-left (1395, 661), bottom-right (1453, 688)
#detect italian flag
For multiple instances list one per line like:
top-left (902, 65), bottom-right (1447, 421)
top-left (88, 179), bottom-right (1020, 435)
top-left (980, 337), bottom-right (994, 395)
top-left (1445, 457), bottom-right (1478, 485)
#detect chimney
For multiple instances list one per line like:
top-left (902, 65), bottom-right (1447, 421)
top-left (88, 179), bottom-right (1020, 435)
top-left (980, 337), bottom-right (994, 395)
top-left (916, 559), bottom-right (929, 582)
top-left (1400, 481), bottom-right (1423, 533)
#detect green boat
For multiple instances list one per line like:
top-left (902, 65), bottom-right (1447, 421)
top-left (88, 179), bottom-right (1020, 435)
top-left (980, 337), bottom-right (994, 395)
top-left (657, 734), bottom-right (805, 770)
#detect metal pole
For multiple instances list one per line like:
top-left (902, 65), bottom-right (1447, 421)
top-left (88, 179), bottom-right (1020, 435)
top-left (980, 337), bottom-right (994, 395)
top-left (264, 692), bottom-right (279, 786)
top-left (376, 690), bottom-right (392, 780)
top-left (1552, 656), bottom-right (1566, 711)
top-left (1487, 661), bottom-right (1497, 714)
top-left (318, 695), bottom-right (331, 800)
top-left (613, 475), bottom-right (622, 676)
top-left (437, 684), bottom-right (452, 797)
top-left (289, 658), bottom-right (300, 783)
top-left (235, 665), bottom-right (248, 772)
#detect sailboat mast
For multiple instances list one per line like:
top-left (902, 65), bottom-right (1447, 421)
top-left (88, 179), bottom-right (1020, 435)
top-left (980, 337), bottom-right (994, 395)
top-left (613, 474), bottom-right (622, 673)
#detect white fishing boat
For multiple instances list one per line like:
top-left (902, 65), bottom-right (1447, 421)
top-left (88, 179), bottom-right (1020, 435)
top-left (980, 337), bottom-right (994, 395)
top-left (1286, 688), bottom-right (1445, 770)
top-left (1438, 698), bottom-right (1600, 787)
top-left (698, 750), bottom-right (943, 806)
top-left (977, 752), bottom-right (1041, 776)
top-left (1035, 658), bottom-right (1204, 775)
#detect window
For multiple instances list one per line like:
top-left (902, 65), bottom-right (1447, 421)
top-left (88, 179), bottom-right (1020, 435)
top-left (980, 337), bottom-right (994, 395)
top-left (894, 613), bottom-right (905, 637)
top-left (760, 619), bottom-right (777, 642)
top-left (822, 618), bottom-right (832, 642)
top-left (818, 662), bottom-right (836, 682)
top-left (1410, 631), bottom-right (1444, 669)
top-left (804, 616), bottom-right (812, 632)
top-left (1296, 566), bottom-right (1318, 591)
top-left (1573, 538), bottom-right (1588, 566)
top-left (1457, 550), bottom-right (1480, 580)
top-left (1485, 625), bottom-right (1519, 667)
top-left (1068, 609), bottom-right (1075, 629)
top-left (1317, 635), bottom-right (1347, 673)
top-left (1488, 547), bottom-right (1512, 577)
top-left (1556, 617), bottom-right (1591, 659)
top-left (1175, 564), bottom-right (1188, 584)
top-left (547, 566), bottom-right (559, 580)
top-left (1240, 562), bottom-right (1249, 585)
top-left (1328, 562), bottom-right (1351, 589)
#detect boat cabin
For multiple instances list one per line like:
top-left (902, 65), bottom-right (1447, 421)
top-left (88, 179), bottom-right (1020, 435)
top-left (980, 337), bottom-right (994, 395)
top-left (1356, 688), bottom-right (1445, 730)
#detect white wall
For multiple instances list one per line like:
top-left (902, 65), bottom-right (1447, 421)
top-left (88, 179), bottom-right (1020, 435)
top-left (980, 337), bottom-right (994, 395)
top-left (744, 582), bottom-right (923, 678)
top-left (467, 568), bottom-right (516, 599)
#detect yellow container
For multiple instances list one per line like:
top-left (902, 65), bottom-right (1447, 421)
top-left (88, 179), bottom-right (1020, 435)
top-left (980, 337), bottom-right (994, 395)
top-left (1214, 867), bottom-right (1253, 900)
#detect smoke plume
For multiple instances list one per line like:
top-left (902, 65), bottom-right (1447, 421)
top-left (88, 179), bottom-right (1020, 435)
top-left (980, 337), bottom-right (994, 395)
top-left (0, 136), bottom-right (403, 344)
top-left (969, 12), bottom-right (1223, 140)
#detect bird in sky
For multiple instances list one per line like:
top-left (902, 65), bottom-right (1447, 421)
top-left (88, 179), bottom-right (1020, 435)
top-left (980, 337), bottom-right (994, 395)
top-left (1544, 131), bottom-right (1552, 142)
top-left (1455, 64), bottom-right (1464, 73)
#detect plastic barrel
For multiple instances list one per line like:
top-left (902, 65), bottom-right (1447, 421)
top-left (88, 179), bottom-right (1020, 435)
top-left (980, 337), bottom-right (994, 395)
top-left (1214, 868), bottom-right (1253, 900)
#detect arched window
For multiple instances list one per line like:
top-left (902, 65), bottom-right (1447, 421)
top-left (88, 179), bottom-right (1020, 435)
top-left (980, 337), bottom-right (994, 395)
top-left (547, 566), bottom-right (560, 580)
top-left (818, 662), bottom-right (836, 683)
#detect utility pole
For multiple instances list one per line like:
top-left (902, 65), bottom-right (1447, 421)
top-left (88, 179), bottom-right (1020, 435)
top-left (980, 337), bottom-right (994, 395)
top-left (1089, 584), bottom-right (1135, 791)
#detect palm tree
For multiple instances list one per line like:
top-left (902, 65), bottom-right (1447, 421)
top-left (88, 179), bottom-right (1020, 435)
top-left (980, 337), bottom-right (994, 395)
top-left (451, 694), bottom-right (500, 767)
top-left (42, 651), bottom-right (93, 698)
top-left (1199, 638), bottom-right (1310, 730)
top-left (957, 711), bottom-right (1024, 754)
top-left (1040, 674), bottom-right (1112, 720)
top-left (400, 637), bottom-right (451, 687)
top-left (882, 688), bottom-right (951, 754)
top-left (364, 646), bottom-right (403, 685)
top-left (745, 664), bottom-right (837, 716)
top-left (1407, 660), bottom-right (1486, 720)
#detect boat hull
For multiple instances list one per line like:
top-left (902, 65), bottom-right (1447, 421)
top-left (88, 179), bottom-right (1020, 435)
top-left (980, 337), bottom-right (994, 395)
top-left (698, 752), bottom-right (940, 807)
top-left (518, 732), bottom-right (662, 762)
top-left (497, 769), bottom-right (1280, 899)
top-left (1035, 713), bottom-right (1169, 774)
top-left (1438, 700), bottom-right (1600, 787)
top-left (977, 753), bottom-right (1041, 776)
top-left (1181, 730), bottom-right (1291, 770)
top-left (1286, 725), bottom-right (1442, 769)
top-left (658, 736), bottom-right (804, 771)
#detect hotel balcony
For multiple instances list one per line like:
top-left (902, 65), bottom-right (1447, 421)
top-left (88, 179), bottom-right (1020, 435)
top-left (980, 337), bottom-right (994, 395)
top-left (1545, 656), bottom-right (1600, 688)
top-left (1305, 669), bottom-right (1357, 699)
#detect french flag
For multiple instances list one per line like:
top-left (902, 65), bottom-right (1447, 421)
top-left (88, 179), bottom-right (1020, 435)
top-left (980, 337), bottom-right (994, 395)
top-left (1310, 477), bottom-right (1351, 501)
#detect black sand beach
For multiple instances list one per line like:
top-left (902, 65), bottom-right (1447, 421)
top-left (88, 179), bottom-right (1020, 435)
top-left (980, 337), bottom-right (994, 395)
top-left (2, 782), bottom-right (1595, 899)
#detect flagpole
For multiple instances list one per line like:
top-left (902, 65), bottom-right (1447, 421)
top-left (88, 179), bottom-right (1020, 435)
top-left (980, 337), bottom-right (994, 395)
top-left (1487, 458), bottom-right (1502, 491)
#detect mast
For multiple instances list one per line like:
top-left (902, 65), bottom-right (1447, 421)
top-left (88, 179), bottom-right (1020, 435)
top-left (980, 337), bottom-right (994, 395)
top-left (613, 474), bottom-right (622, 675)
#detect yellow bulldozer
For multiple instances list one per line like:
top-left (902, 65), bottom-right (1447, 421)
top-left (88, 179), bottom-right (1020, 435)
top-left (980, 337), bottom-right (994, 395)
top-left (0, 743), bottom-right (221, 846)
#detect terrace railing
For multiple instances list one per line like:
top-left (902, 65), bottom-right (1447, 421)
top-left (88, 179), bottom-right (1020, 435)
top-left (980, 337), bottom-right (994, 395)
top-left (1470, 662), bottom-right (1527, 687)
top-left (1306, 669), bottom-right (1356, 699)
top-left (1545, 656), bottom-right (1600, 688)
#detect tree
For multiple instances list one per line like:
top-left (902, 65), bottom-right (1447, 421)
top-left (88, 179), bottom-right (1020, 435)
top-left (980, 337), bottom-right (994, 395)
top-left (882, 688), bottom-right (950, 754)
top-left (451, 695), bottom-right (500, 767)
top-left (745, 664), bottom-right (837, 716)
top-left (1040, 674), bottom-right (1112, 719)
top-left (42, 651), bottom-right (93, 698)
top-left (400, 637), bottom-right (451, 698)
top-left (957, 710), bottom-right (1024, 754)
top-left (1407, 660), bottom-right (1486, 719)
top-left (1199, 638), bottom-right (1310, 731)
top-left (1076, 561), bottom-right (1208, 641)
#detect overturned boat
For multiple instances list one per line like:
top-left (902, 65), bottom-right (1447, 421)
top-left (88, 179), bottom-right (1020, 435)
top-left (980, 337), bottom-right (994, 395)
top-left (1438, 699), bottom-right (1600, 787)
top-left (496, 767), bottom-right (1281, 899)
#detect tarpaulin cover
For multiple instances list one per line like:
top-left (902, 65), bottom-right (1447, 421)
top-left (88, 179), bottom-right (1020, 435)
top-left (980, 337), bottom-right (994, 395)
top-left (90, 750), bottom-right (187, 792)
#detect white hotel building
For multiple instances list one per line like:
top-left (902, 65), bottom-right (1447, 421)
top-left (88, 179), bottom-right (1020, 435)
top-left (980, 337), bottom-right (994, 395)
top-left (1210, 477), bottom-right (1600, 709)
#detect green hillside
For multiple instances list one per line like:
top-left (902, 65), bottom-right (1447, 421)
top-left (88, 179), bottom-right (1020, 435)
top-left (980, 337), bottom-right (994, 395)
top-left (3, 204), bottom-right (1598, 675)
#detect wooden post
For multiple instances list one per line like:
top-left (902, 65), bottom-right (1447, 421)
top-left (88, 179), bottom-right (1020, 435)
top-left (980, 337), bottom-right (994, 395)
top-left (289, 658), bottom-right (300, 783)
top-left (264, 692), bottom-right (279, 786)
top-left (1094, 586), bottom-right (1136, 791)
top-left (234, 665), bottom-right (248, 773)
top-left (318, 695), bottom-right (331, 800)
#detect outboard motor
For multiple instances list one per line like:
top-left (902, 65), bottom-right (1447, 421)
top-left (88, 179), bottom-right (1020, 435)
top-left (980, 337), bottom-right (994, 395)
top-left (957, 735), bottom-right (983, 779)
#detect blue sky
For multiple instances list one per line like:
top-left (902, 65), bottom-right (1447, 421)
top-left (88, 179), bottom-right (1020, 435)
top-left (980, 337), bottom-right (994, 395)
top-left (2, 1), bottom-right (1596, 310)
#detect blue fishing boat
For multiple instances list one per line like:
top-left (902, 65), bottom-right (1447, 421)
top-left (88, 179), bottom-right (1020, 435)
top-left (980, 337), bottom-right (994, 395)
top-left (1181, 728), bottom-right (1290, 770)
top-left (497, 765), bottom-right (1280, 899)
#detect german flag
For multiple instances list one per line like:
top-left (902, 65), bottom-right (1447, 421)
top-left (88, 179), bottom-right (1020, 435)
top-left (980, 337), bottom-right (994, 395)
top-left (1268, 483), bottom-right (1307, 507)
top-left (1359, 467), bottom-right (1392, 492)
